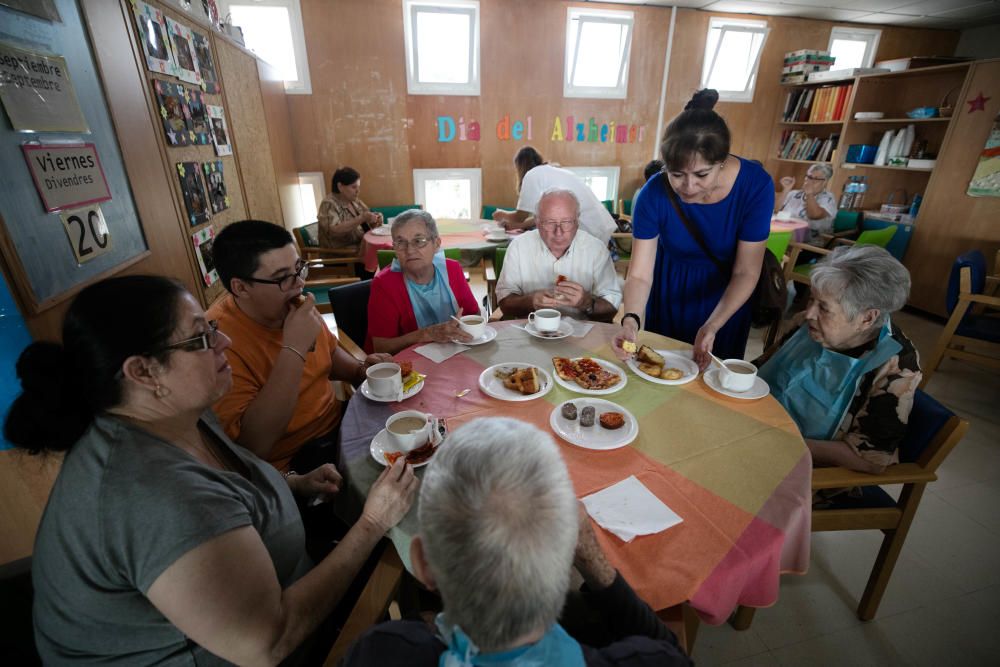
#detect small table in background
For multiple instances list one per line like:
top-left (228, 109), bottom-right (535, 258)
top-left (770, 218), bottom-right (810, 243)
top-left (362, 217), bottom-right (513, 272)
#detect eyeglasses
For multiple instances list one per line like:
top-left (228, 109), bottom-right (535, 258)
top-left (804, 175), bottom-right (827, 181)
top-left (537, 220), bottom-right (577, 232)
top-left (161, 320), bottom-right (221, 353)
top-left (243, 260), bottom-right (309, 291)
top-left (392, 236), bottom-right (434, 251)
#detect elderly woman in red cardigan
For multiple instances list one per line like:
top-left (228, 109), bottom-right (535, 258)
top-left (366, 210), bottom-right (479, 353)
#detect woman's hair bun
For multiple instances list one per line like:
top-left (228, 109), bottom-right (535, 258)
top-left (15, 342), bottom-right (68, 396)
top-left (685, 89), bottom-right (720, 111)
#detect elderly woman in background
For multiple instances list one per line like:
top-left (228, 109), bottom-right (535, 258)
top-left (776, 163), bottom-right (837, 245)
top-left (317, 166), bottom-right (383, 250)
top-left (5, 275), bottom-right (416, 665)
top-left (757, 245), bottom-right (922, 474)
top-left (343, 418), bottom-right (692, 665)
top-left (367, 209), bottom-right (480, 354)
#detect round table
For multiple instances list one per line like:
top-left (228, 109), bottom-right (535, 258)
top-left (362, 217), bottom-right (515, 272)
top-left (337, 321), bottom-right (810, 624)
top-left (770, 218), bottom-right (810, 243)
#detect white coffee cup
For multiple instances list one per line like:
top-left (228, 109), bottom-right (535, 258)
top-left (775, 210), bottom-right (793, 221)
top-left (458, 314), bottom-right (486, 339)
top-left (366, 362), bottom-right (403, 398)
top-left (385, 410), bottom-right (435, 452)
top-left (719, 359), bottom-right (758, 392)
top-left (528, 308), bottom-right (561, 332)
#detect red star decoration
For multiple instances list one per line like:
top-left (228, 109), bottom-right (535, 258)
top-left (967, 92), bottom-right (990, 113)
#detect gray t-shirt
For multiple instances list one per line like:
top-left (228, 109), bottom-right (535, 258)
top-left (32, 412), bottom-right (310, 665)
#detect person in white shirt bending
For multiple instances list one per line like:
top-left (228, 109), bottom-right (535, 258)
top-left (496, 189), bottom-right (622, 322)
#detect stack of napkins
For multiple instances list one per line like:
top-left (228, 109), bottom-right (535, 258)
top-left (413, 342), bottom-right (469, 363)
top-left (581, 475), bottom-right (683, 542)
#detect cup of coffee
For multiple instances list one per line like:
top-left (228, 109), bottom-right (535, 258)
top-left (366, 362), bottom-right (403, 399)
top-left (459, 314), bottom-right (486, 339)
top-left (775, 210), bottom-right (792, 221)
top-left (385, 410), bottom-right (435, 452)
top-left (719, 359), bottom-right (757, 392)
top-left (528, 308), bottom-right (561, 332)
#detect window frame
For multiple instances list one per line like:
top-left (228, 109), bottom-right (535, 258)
top-left (827, 27), bottom-right (882, 71)
top-left (700, 17), bottom-right (770, 104)
top-left (402, 0), bottom-right (481, 96)
top-left (219, 0), bottom-right (312, 94)
top-left (412, 168), bottom-right (482, 220)
top-left (563, 166), bottom-right (621, 205)
top-left (295, 172), bottom-right (325, 228)
top-left (563, 7), bottom-right (634, 100)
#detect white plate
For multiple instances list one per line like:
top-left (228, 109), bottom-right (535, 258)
top-left (703, 368), bottom-right (770, 400)
top-left (626, 349), bottom-right (699, 386)
top-left (522, 320), bottom-right (573, 340)
top-left (370, 427), bottom-right (443, 468)
top-left (359, 376), bottom-right (424, 403)
top-left (551, 357), bottom-right (626, 395)
top-left (453, 325), bottom-right (497, 346)
top-left (370, 226), bottom-right (392, 236)
top-left (549, 398), bottom-right (638, 450)
top-left (478, 363), bottom-right (553, 402)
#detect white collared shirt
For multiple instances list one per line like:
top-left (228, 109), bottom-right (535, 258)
top-left (496, 229), bottom-right (622, 317)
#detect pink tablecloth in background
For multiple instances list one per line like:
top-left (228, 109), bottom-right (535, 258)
top-left (770, 218), bottom-right (810, 243)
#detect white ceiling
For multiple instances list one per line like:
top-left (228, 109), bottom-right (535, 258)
top-left (587, 0), bottom-right (1000, 30)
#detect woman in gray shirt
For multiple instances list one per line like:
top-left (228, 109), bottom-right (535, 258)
top-left (5, 275), bottom-right (416, 665)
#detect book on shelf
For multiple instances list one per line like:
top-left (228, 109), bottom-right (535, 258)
top-left (778, 131), bottom-right (839, 162)
top-left (780, 83), bottom-right (853, 122)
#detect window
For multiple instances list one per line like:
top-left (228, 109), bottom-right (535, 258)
top-left (564, 166), bottom-right (620, 205)
top-left (220, 0), bottom-right (312, 93)
top-left (295, 172), bottom-right (325, 228)
top-left (564, 7), bottom-right (634, 99)
top-left (413, 169), bottom-right (481, 219)
top-left (701, 17), bottom-right (769, 103)
top-left (403, 0), bottom-right (480, 95)
top-left (828, 27), bottom-right (881, 71)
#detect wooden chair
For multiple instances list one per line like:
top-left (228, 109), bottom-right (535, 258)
top-left (484, 247), bottom-right (507, 315)
top-left (921, 249), bottom-right (1000, 388)
top-left (617, 198), bottom-right (633, 223)
top-left (302, 261), bottom-right (360, 314)
top-left (761, 231), bottom-right (793, 349)
top-left (480, 204), bottom-right (501, 220)
top-left (785, 225), bottom-right (898, 287)
top-left (292, 222), bottom-right (365, 274)
top-left (611, 232), bottom-right (633, 278)
top-left (327, 280), bottom-right (373, 352)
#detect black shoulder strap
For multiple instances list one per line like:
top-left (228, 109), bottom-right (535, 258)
top-left (661, 173), bottom-right (727, 273)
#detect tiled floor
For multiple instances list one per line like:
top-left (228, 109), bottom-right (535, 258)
top-left (468, 267), bottom-right (1000, 666)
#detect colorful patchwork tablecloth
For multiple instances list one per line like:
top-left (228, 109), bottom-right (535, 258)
top-left (338, 321), bottom-right (810, 624)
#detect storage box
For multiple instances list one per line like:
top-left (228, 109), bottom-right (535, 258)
top-left (845, 144), bottom-right (877, 164)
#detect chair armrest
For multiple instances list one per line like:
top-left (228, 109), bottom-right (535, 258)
top-left (962, 292), bottom-right (1000, 308)
top-left (618, 213), bottom-right (632, 223)
top-left (811, 462), bottom-right (936, 490)
top-left (830, 237), bottom-right (857, 247)
top-left (484, 264), bottom-right (497, 283)
top-left (611, 232), bottom-right (632, 239)
top-left (789, 241), bottom-right (832, 256)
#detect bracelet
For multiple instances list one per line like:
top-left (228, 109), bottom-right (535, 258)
top-left (284, 470), bottom-right (297, 478)
top-left (281, 344), bottom-right (306, 362)
top-left (622, 312), bottom-right (641, 329)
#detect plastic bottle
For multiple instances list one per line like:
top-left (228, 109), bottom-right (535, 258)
top-left (909, 193), bottom-right (922, 219)
top-left (838, 176), bottom-right (856, 209)
top-left (854, 176), bottom-right (867, 211)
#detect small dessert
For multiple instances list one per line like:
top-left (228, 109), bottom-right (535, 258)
top-left (621, 340), bottom-right (637, 354)
top-left (637, 345), bottom-right (665, 366)
top-left (660, 368), bottom-right (684, 381)
top-left (580, 406), bottom-right (596, 427)
top-left (398, 360), bottom-right (413, 377)
top-left (599, 412), bottom-right (625, 430)
top-left (637, 362), bottom-right (662, 377)
top-left (499, 367), bottom-right (541, 395)
top-left (561, 402), bottom-right (578, 421)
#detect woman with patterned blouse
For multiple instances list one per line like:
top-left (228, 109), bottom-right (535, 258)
top-left (756, 245), bottom-right (922, 474)
top-left (316, 166), bottom-right (383, 251)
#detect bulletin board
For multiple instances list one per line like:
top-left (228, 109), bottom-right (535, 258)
top-left (0, 0), bottom-right (149, 313)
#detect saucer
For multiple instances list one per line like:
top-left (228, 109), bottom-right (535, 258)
top-left (370, 226), bottom-right (392, 236)
top-left (359, 376), bottom-right (424, 402)
top-left (370, 427), bottom-right (444, 467)
top-left (453, 325), bottom-right (497, 346)
top-left (523, 320), bottom-right (573, 340)
top-left (702, 368), bottom-right (769, 400)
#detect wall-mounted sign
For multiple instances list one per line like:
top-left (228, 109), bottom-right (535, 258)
top-left (0, 42), bottom-right (88, 133)
top-left (22, 143), bottom-right (112, 212)
top-left (59, 204), bottom-right (111, 264)
top-left (436, 113), bottom-right (645, 145)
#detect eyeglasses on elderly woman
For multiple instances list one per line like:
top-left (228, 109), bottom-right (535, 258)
top-left (392, 236), bottom-right (434, 251)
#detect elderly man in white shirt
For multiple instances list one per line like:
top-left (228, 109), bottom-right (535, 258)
top-left (496, 188), bottom-right (622, 322)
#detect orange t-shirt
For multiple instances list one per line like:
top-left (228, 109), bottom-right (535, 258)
top-left (208, 295), bottom-right (341, 471)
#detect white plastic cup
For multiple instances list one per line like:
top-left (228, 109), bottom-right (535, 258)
top-left (528, 308), bottom-right (561, 332)
top-left (385, 410), bottom-right (434, 452)
top-left (719, 359), bottom-right (757, 393)
top-left (366, 362), bottom-right (402, 398)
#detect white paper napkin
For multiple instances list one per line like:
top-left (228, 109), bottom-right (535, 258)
top-left (581, 475), bottom-right (683, 543)
top-left (568, 319), bottom-right (594, 338)
top-left (414, 341), bottom-right (470, 364)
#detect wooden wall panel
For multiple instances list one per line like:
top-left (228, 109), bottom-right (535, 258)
top-left (257, 59), bottom-right (300, 230)
top-left (0, 451), bottom-right (61, 564)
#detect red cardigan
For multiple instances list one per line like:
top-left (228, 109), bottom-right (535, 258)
top-left (365, 259), bottom-right (480, 351)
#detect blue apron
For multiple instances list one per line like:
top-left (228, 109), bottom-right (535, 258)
top-left (436, 614), bottom-right (585, 667)
top-left (758, 320), bottom-right (901, 440)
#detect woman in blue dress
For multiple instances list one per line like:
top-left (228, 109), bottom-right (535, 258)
top-left (614, 89), bottom-right (773, 367)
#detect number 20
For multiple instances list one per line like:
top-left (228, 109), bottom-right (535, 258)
top-left (67, 210), bottom-right (108, 257)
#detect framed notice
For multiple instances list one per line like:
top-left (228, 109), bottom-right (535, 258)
top-left (22, 143), bottom-right (112, 212)
top-left (207, 104), bottom-right (231, 156)
top-left (0, 42), bottom-right (89, 133)
top-left (59, 204), bottom-right (112, 264)
top-left (192, 225), bottom-right (218, 286)
top-left (131, 1), bottom-right (176, 76)
top-left (166, 17), bottom-right (202, 86)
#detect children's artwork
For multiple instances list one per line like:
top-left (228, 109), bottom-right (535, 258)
top-left (132, 1), bottom-right (176, 76)
top-left (192, 226), bottom-right (219, 287)
top-left (202, 0), bottom-right (222, 29)
top-left (185, 88), bottom-right (212, 145)
top-left (153, 79), bottom-right (192, 146)
top-left (176, 162), bottom-right (210, 226)
top-left (202, 161), bottom-right (231, 214)
top-left (165, 16), bottom-right (203, 86)
top-left (207, 104), bottom-right (232, 156)
top-left (192, 31), bottom-right (221, 94)
top-left (967, 112), bottom-right (1000, 198)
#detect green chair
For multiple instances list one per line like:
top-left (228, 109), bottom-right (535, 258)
top-left (787, 225), bottom-right (897, 284)
top-left (601, 199), bottom-right (615, 215)
top-left (370, 204), bottom-right (421, 220)
top-left (765, 231), bottom-right (793, 262)
top-left (816, 210), bottom-right (862, 246)
top-left (619, 198), bottom-right (633, 216)
top-left (481, 205), bottom-right (501, 220)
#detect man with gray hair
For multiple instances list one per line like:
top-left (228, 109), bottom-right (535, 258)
top-left (776, 163), bottom-right (837, 244)
top-left (343, 418), bottom-right (692, 666)
top-left (496, 188), bottom-right (622, 322)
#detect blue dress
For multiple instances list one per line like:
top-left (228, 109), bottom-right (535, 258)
top-left (633, 157), bottom-right (774, 359)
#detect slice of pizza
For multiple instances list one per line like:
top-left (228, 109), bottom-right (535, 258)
top-left (573, 357), bottom-right (621, 390)
top-left (552, 357), bottom-right (579, 383)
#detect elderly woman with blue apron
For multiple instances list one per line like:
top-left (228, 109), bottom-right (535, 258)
top-left (757, 245), bottom-right (923, 474)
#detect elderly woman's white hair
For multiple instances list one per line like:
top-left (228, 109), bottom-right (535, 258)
top-left (391, 208), bottom-right (439, 238)
top-left (810, 244), bottom-right (910, 326)
top-left (418, 417), bottom-right (578, 652)
top-left (806, 163), bottom-right (833, 181)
